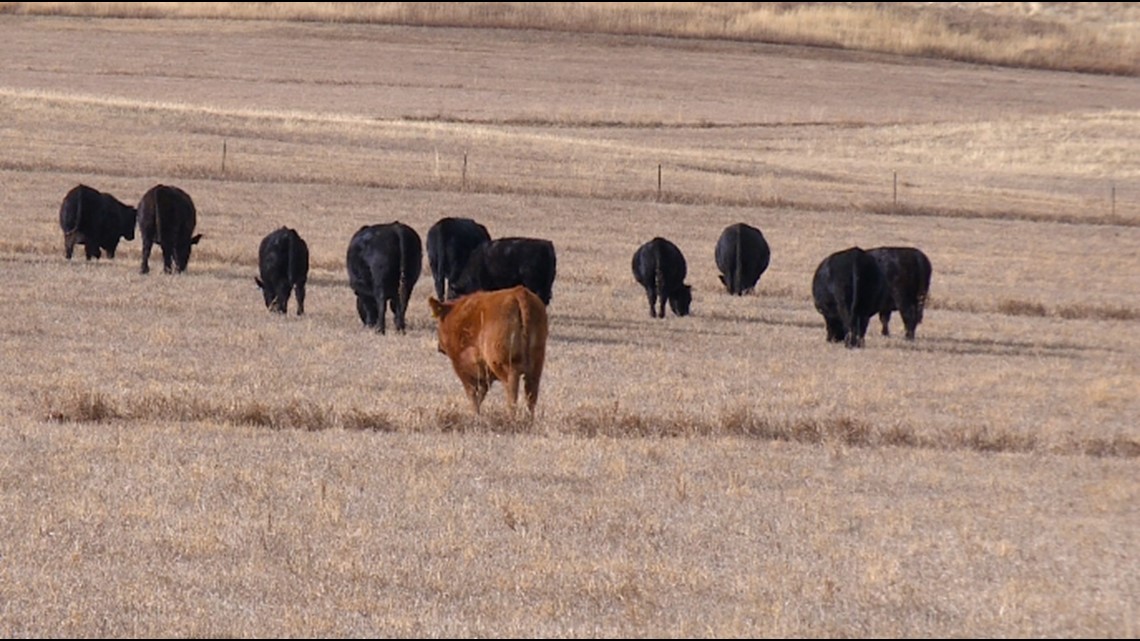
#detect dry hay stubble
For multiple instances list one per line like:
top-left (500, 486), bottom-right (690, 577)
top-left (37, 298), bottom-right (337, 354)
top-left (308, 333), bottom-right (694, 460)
top-left (0, 12), bottom-right (1137, 638)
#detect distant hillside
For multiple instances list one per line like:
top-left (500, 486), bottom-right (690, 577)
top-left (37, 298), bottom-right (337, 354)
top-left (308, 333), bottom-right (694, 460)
top-left (1, 2), bottom-right (1137, 75)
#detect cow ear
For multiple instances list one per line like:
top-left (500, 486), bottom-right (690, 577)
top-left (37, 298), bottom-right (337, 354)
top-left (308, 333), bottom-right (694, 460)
top-left (428, 297), bottom-right (449, 319)
top-left (191, 234), bottom-right (203, 245)
top-left (255, 277), bottom-right (264, 290)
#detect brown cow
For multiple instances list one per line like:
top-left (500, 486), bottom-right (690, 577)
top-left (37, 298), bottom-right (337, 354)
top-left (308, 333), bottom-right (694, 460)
top-left (428, 285), bottom-right (548, 416)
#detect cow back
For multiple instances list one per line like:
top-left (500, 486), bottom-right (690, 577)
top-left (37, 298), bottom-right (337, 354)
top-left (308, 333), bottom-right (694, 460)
top-left (59, 184), bottom-right (137, 243)
top-left (58, 185), bottom-right (89, 234)
top-left (715, 222), bottom-right (770, 295)
top-left (431, 285), bottom-right (549, 414)
top-left (812, 246), bottom-right (887, 347)
top-left (452, 237), bottom-right (557, 305)
top-left (346, 222), bottom-right (423, 295)
top-left (139, 185), bottom-right (195, 239)
top-left (633, 237), bottom-right (688, 288)
top-left (259, 227), bottom-right (310, 285)
top-left (426, 217), bottom-right (492, 300)
top-left (867, 246), bottom-right (932, 310)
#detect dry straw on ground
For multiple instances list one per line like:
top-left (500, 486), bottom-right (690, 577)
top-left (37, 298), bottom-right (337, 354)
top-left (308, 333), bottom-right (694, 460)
top-left (0, 4), bottom-right (1137, 638)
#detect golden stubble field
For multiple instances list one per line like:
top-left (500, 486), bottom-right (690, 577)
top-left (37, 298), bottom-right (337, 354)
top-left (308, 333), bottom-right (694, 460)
top-left (0, 13), bottom-right (1138, 637)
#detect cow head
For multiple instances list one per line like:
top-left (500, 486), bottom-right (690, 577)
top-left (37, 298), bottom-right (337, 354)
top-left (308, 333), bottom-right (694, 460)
top-left (175, 234), bottom-right (203, 273)
top-left (119, 206), bottom-right (138, 241)
top-left (255, 277), bottom-right (285, 313)
top-left (670, 285), bottom-right (692, 317)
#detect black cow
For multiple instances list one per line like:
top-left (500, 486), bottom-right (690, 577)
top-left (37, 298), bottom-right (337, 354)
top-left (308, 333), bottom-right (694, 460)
top-left (255, 227), bottom-right (309, 316)
top-left (346, 221), bottom-right (423, 334)
top-left (811, 246), bottom-right (888, 348)
top-left (58, 184), bottom-right (137, 261)
top-left (715, 222), bottom-right (771, 295)
top-left (451, 237), bottom-right (557, 306)
top-left (867, 246), bottom-right (933, 340)
top-left (426, 216), bottom-right (491, 300)
top-left (138, 184), bottom-right (201, 274)
top-left (631, 237), bottom-right (691, 318)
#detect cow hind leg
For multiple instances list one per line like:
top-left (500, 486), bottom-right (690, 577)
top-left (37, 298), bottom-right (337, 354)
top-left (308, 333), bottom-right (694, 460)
top-left (371, 291), bottom-right (389, 334)
top-left (356, 295), bottom-right (379, 328)
top-left (879, 310), bottom-right (892, 336)
top-left (390, 295), bottom-right (407, 334)
top-left (824, 315), bottom-right (845, 343)
top-left (434, 274), bottom-right (446, 301)
top-left (901, 305), bottom-right (919, 340)
top-left (294, 283), bottom-right (306, 316)
top-left (645, 289), bottom-right (658, 318)
top-left (846, 315), bottom-right (869, 349)
top-left (140, 239), bottom-right (153, 274)
top-left (464, 378), bottom-right (490, 414)
top-left (63, 232), bottom-right (78, 260)
top-left (504, 371), bottom-right (521, 416)
top-left (523, 372), bottom-right (541, 417)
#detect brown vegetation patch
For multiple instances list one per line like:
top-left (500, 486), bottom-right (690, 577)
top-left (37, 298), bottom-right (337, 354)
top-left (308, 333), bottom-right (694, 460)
top-left (1077, 436), bottom-right (1140, 458)
top-left (44, 389), bottom-right (121, 424)
top-left (866, 202), bottom-right (1139, 228)
top-left (1056, 303), bottom-right (1140, 322)
top-left (948, 424), bottom-right (1039, 454)
top-left (50, 391), bottom-right (1109, 458)
top-left (997, 299), bottom-right (1050, 318)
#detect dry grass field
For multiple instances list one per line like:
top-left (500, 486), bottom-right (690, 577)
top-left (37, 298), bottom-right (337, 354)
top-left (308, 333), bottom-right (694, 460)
top-left (0, 4), bottom-right (1138, 638)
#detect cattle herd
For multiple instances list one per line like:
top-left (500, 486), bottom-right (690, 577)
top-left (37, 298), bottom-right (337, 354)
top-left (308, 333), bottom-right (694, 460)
top-left (58, 182), bottom-right (933, 416)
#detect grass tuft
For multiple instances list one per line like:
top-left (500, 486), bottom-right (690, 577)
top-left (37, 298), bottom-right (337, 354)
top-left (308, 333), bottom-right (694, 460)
top-left (44, 390), bottom-right (120, 423)
top-left (1079, 436), bottom-right (1140, 458)
top-left (340, 408), bottom-right (398, 432)
top-left (997, 299), bottom-right (1050, 317)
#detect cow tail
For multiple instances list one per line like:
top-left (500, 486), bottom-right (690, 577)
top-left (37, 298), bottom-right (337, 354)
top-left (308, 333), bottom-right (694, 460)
top-left (63, 191), bottom-right (82, 255)
top-left (72, 191), bottom-right (82, 234)
top-left (397, 226), bottom-right (409, 321)
top-left (734, 227), bottom-right (742, 295)
top-left (286, 228), bottom-right (298, 288)
top-left (849, 261), bottom-right (860, 344)
top-left (516, 288), bottom-right (531, 372)
top-left (654, 241), bottom-right (664, 310)
top-left (437, 237), bottom-right (448, 299)
top-left (154, 189), bottom-right (162, 244)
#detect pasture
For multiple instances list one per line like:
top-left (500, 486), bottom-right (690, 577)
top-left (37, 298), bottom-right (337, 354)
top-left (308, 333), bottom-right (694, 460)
top-left (0, 9), bottom-right (1137, 637)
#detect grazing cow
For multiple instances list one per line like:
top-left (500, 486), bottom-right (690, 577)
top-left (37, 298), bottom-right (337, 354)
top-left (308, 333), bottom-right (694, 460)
top-left (715, 222), bottom-right (771, 295)
top-left (255, 226), bottom-right (310, 315)
top-left (631, 237), bottom-right (692, 318)
top-left (137, 184), bottom-right (201, 274)
top-left (58, 184), bottom-right (137, 261)
top-left (346, 221), bottom-right (423, 334)
top-left (450, 237), bottom-right (557, 306)
top-left (867, 246), bottom-right (933, 340)
top-left (429, 285), bottom-right (548, 416)
top-left (426, 216), bottom-right (491, 300)
top-left (811, 246), bottom-right (888, 348)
